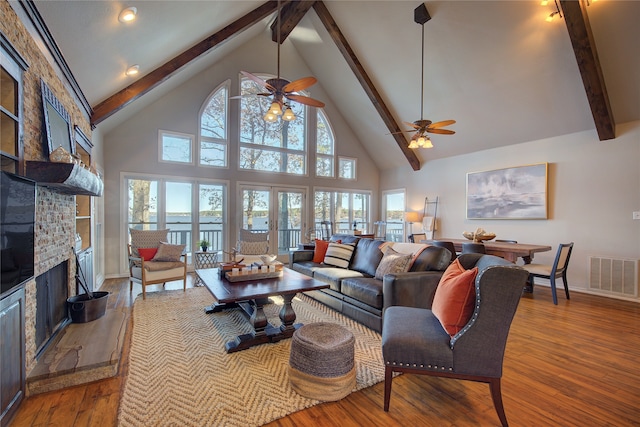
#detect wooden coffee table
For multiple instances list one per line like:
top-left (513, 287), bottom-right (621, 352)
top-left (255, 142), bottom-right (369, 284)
top-left (195, 267), bottom-right (329, 353)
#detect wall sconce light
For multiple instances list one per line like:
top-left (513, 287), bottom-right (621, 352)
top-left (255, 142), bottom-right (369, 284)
top-left (118, 7), bottom-right (137, 23)
top-left (545, 0), bottom-right (563, 22)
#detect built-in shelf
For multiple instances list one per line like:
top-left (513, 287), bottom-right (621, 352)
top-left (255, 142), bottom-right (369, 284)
top-left (26, 161), bottom-right (103, 196)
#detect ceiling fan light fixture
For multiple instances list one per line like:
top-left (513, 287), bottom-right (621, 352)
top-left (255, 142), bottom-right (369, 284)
top-left (424, 138), bottom-right (434, 148)
top-left (282, 106), bottom-right (296, 121)
top-left (268, 101), bottom-right (283, 116)
top-left (118, 7), bottom-right (137, 23)
top-left (408, 139), bottom-right (420, 149)
top-left (263, 111), bottom-right (278, 123)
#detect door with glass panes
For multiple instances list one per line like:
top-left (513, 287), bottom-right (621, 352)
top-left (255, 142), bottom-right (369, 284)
top-left (239, 185), bottom-right (306, 257)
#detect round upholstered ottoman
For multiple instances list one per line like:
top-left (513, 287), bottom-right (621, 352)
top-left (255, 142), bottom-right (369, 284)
top-left (289, 322), bottom-right (356, 401)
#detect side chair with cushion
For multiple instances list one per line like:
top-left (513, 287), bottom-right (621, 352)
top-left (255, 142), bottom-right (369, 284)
top-left (522, 242), bottom-right (573, 305)
top-left (382, 254), bottom-right (529, 427)
top-left (429, 240), bottom-right (458, 262)
top-left (128, 228), bottom-right (187, 299)
top-left (234, 228), bottom-right (270, 265)
top-left (373, 221), bottom-right (387, 240)
top-left (408, 233), bottom-right (427, 244)
top-left (462, 241), bottom-right (486, 254)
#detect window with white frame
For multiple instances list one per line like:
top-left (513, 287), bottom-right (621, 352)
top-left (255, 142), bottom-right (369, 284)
top-left (316, 109), bottom-right (334, 177)
top-left (159, 130), bottom-right (194, 164)
top-left (338, 157), bottom-right (356, 180)
top-left (124, 174), bottom-right (227, 268)
top-left (239, 74), bottom-right (306, 174)
top-left (199, 81), bottom-right (228, 167)
top-left (314, 189), bottom-right (371, 234)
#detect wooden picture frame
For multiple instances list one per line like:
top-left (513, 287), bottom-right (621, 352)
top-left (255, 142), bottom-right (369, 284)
top-left (466, 163), bottom-right (548, 219)
top-left (41, 79), bottom-right (74, 156)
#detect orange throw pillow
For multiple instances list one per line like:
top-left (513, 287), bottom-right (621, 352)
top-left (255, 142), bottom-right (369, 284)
top-left (137, 247), bottom-right (158, 261)
top-left (313, 240), bottom-right (330, 263)
top-left (432, 258), bottom-right (479, 337)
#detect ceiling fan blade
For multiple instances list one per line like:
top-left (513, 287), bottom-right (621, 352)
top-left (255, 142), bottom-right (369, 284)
top-left (426, 128), bottom-right (456, 135)
top-left (403, 121), bottom-right (421, 130)
top-left (283, 76), bottom-right (318, 92)
top-left (286, 94), bottom-right (325, 108)
top-left (429, 119), bottom-right (456, 129)
top-left (240, 71), bottom-right (275, 92)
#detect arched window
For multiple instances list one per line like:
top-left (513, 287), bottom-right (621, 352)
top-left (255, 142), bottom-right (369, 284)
top-left (316, 109), bottom-right (334, 177)
top-left (239, 74), bottom-right (306, 175)
top-left (199, 80), bottom-right (229, 167)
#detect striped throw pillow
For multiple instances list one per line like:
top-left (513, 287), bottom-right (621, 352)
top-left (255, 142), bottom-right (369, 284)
top-left (323, 242), bottom-right (356, 269)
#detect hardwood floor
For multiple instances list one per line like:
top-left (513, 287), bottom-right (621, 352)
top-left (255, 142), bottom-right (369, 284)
top-left (9, 275), bottom-right (640, 427)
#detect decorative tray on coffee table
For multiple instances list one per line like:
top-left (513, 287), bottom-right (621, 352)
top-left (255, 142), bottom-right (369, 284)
top-left (224, 262), bottom-right (284, 283)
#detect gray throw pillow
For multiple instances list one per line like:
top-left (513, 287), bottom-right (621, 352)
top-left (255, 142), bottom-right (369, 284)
top-left (152, 242), bottom-right (185, 262)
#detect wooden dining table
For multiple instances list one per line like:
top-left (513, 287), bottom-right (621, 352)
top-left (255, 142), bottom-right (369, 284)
top-left (433, 238), bottom-right (552, 264)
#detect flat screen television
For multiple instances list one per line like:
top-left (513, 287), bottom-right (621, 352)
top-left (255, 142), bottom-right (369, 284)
top-left (1, 171), bottom-right (36, 296)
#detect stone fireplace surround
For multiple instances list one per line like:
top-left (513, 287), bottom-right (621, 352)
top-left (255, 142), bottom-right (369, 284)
top-left (24, 186), bottom-right (77, 374)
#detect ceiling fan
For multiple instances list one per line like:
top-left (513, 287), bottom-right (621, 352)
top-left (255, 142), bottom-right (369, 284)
top-left (400, 3), bottom-right (456, 148)
top-left (239, 0), bottom-right (324, 122)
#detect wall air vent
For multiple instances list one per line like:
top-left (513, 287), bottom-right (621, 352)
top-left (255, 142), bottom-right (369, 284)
top-left (589, 256), bottom-right (639, 298)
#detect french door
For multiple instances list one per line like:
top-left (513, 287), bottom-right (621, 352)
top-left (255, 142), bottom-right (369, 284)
top-left (239, 184), bottom-right (306, 256)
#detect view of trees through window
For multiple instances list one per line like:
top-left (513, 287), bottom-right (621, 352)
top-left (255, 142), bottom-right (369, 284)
top-left (314, 190), bottom-right (370, 234)
top-left (126, 176), bottom-right (227, 261)
top-left (200, 81), bottom-right (228, 167)
top-left (239, 76), bottom-right (306, 174)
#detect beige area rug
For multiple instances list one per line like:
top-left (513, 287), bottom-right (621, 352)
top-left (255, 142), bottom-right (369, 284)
top-left (118, 287), bottom-right (384, 426)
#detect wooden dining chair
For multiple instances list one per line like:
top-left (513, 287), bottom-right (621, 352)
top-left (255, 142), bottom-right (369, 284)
top-left (462, 242), bottom-right (486, 254)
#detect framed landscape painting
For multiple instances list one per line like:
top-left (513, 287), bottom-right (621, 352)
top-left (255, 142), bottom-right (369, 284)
top-left (466, 163), bottom-right (548, 219)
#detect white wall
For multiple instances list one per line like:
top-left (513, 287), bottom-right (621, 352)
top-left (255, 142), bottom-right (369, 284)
top-left (381, 120), bottom-right (640, 301)
top-left (100, 32), bottom-right (379, 277)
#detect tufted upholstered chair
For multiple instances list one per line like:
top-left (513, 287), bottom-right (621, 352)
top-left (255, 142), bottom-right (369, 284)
top-left (382, 254), bottom-right (529, 427)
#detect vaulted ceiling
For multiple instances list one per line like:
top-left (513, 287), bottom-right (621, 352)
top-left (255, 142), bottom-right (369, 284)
top-left (32, 1), bottom-right (640, 171)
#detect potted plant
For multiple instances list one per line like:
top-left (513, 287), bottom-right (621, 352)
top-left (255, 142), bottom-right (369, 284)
top-left (199, 239), bottom-right (210, 252)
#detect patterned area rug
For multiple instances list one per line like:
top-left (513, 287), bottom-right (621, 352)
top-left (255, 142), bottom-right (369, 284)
top-left (118, 287), bottom-right (384, 426)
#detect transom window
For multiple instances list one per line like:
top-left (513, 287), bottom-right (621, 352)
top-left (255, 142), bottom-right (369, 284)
top-left (239, 74), bottom-right (306, 175)
top-left (338, 157), bottom-right (356, 180)
top-left (159, 130), bottom-right (193, 164)
top-left (198, 74), bottom-right (350, 182)
top-left (316, 110), bottom-right (334, 178)
top-left (199, 80), bottom-right (228, 167)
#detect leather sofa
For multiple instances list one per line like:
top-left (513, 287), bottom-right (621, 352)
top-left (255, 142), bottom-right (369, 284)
top-left (289, 234), bottom-right (452, 332)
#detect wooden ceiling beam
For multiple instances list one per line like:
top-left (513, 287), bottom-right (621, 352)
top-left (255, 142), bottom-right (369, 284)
top-left (312, 1), bottom-right (421, 171)
top-left (560, 0), bottom-right (615, 140)
top-left (270, 1), bottom-right (317, 43)
top-left (91, 1), bottom-right (280, 126)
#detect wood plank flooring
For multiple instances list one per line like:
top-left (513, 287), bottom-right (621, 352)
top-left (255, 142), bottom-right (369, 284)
top-left (9, 276), bottom-right (640, 427)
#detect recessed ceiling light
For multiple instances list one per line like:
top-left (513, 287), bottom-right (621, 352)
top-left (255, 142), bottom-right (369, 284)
top-left (125, 65), bottom-right (140, 76)
top-left (118, 7), bottom-right (137, 23)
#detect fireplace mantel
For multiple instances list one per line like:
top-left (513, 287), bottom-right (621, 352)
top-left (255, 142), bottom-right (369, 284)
top-left (26, 161), bottom-right (103, 197)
